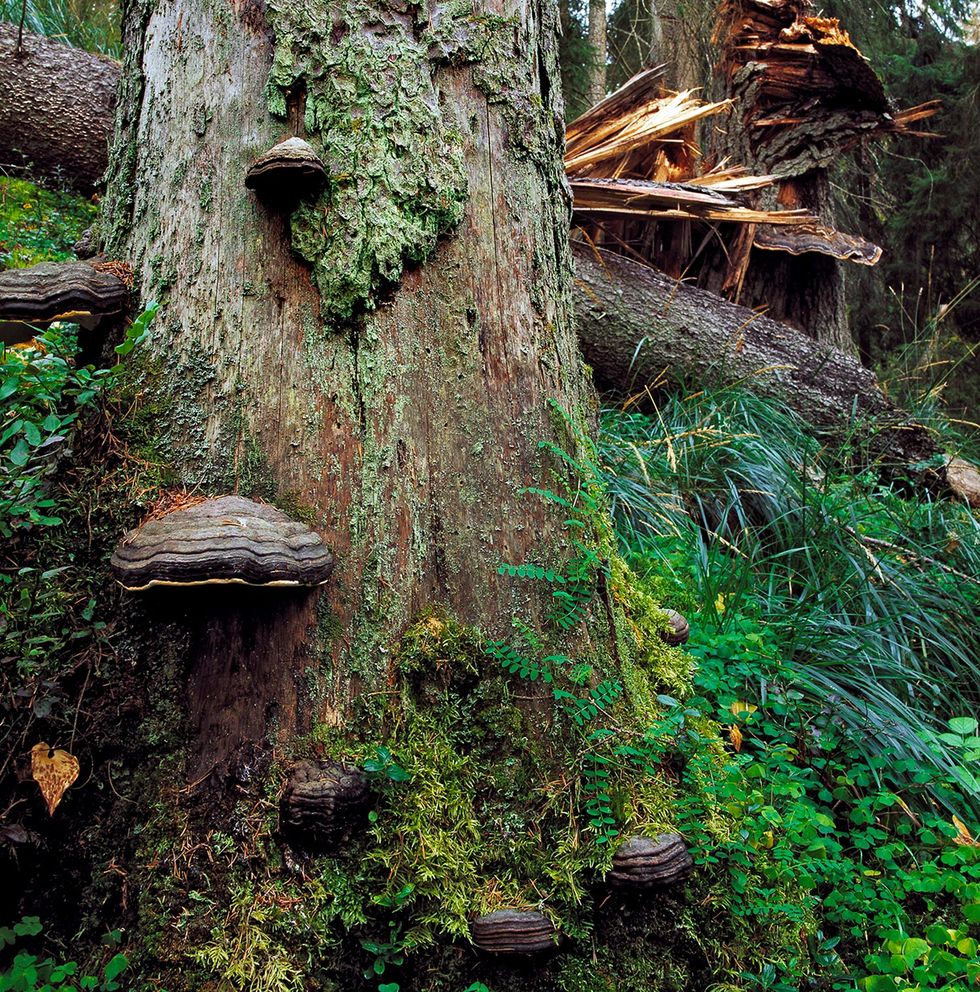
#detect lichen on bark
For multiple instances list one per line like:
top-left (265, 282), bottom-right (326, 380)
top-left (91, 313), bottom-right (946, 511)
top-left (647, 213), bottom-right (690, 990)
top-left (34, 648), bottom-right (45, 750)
top-left (264, 0), bottom-right (470, 322)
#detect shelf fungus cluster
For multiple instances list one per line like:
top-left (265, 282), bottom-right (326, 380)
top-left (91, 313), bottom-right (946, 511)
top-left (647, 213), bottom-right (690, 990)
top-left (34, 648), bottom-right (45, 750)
top-left (471, 910), bottom-right (560, 955)
top-left (245, 137), bottom-right (326, 204)
top-left (606, 834), bottom-right (694, 890)
top-left (279, 759), bottom-right (370, 848)
top-left (110, 496), bottom-right (334, 591)
top-left (659, 608), bottom-right (691, 646)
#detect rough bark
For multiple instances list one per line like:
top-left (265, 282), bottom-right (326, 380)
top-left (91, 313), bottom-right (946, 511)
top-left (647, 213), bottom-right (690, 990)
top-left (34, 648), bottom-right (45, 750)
top-left (0, 22), bottom-right (118, 194)
top-left (572, 242), bottom-right (939, 465)
top-left (101, 0), bottom-right (584, 774)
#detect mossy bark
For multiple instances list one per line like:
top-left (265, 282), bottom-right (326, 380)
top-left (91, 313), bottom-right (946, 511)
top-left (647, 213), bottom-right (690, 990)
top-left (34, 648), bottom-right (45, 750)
top-left (102, 0), bottom-right (586, 771)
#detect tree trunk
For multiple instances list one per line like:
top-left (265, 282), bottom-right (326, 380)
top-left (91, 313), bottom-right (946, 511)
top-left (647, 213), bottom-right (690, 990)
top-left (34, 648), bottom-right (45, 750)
top-left (54, 3), bottom-right (770, 986)
top-left (588, 0), bottom-right (607, 104)
top-left (81, 0), bottom-right (711, 986)
top-left (0, 22), bottom-right (118, 194)
top-left (99, 0), bottom-right (590, 765)
top-left (572, 243), bottom-right (940, 466)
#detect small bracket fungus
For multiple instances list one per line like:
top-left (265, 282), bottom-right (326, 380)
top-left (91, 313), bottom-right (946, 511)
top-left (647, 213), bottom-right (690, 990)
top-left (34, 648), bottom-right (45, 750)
top-left (471, 910), bottom-right (560, 955)
top-left (244, 137), bottom-right (326, 203)
top-left (606, 833), bottom-right (694, 890)
top-left (110, 496), bottom-right (334, 591)
top-left (659, 608), bottom-right (690, 646)
top-left (279, 760), bottom-right (369, 848)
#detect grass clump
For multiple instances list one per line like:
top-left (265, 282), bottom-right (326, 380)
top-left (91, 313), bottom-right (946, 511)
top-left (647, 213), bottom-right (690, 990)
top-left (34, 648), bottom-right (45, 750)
top-left (0, 0), bottom-right (121, 57)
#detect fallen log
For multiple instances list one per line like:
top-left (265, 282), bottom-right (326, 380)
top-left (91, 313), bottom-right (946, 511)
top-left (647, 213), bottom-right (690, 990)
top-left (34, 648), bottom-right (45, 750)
top-left (571, 241), bottom-right (940, 468)
top-left (0, 23), bottom-right (119, 194)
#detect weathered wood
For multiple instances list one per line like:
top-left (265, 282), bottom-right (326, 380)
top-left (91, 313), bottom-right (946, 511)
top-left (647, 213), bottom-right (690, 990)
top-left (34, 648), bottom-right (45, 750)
top-left (707, 0), bottom-right (938, 348)
top-left (572, 242), bottom-right (939, 466)
top-left (0, 23), bottom-right (118, 194)
top-left (946, 458), bottom-right (980, 509)
top-left (110, 496), bottom-right (334, 591)
top-left (0, 261), bottom-right (128, 345)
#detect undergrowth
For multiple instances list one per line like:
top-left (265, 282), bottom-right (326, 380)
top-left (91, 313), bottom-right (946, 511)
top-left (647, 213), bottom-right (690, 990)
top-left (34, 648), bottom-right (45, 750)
top-left (599, 384), bottom-right (980, 990)
top-left (0, 179), bottom-right (97, 269)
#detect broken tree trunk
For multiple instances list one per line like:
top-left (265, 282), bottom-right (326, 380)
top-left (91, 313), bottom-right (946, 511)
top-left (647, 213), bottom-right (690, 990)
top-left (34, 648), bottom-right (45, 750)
top-left (704, 0), bottom-right (938, 350)
top-left (0, 23), bottom-right (119, 194)
top-left (572, 242), bottom-right (940, 467)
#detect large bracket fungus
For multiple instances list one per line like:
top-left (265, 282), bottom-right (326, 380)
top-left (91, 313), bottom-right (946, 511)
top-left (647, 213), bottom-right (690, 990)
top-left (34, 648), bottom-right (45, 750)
top-left (606, 833), bottom-right (694, 890)
top-left (244, 137), bottom-right (327, 204)
top-left (0, 260), bottom-right (128, 346)
top-left (110, 496), bottom-right (334, 591)
top-left (470, 910), bottom-right (560, 955)
top-left (279, 759), bottom-right (370, 848)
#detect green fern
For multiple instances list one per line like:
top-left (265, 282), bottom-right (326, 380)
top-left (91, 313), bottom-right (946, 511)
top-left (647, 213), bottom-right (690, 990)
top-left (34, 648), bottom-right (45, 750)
top-left (581, 752), bottom-right (619, 845)
top-left (485, 640), bottom-right (553, 683)
top-left (497, 562), bottom-right (566, 583)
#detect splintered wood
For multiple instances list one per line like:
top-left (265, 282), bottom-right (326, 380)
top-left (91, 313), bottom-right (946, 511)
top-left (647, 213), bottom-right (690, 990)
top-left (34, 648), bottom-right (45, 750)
top-left (566, 0), bottom-right (939, 292)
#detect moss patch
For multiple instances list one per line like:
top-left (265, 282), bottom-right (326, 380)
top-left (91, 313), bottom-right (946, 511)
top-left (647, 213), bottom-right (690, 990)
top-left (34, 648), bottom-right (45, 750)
top-left (264, 0), bottom-right (469, 323)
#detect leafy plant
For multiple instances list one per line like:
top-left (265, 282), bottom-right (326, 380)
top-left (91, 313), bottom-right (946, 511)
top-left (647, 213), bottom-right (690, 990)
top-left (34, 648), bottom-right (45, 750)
top-left (1, 304), bottom-right (157, 536)
top-left (0, 918), bottom-right (128, 992)
top-left (599, 385), bottom-right (980, 808)
top-left (360, 884), bottom-right (413, 992)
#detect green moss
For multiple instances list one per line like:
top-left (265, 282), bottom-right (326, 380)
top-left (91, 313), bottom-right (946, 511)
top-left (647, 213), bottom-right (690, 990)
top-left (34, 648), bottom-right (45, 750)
top-left (0, 178), bottom-right (96, 268)
top-left (264, 0), bottom-right (468, 323)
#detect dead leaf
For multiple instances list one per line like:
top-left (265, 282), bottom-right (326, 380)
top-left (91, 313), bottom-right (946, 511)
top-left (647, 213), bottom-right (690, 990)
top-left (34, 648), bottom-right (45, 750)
top-left (30, 743), bottom-right (79, 815)
top-left (730, 700), bottom-right (758, 718)
top-left (729, 724), bottom-right (744, 751)
top-left (952, 815), bottom-right (980, 848)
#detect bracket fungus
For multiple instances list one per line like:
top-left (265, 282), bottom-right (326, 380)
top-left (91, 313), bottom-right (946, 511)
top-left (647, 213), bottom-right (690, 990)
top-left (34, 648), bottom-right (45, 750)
top-left (245, 137), bottom-right (327, 203)
top-left (471, 910), bottom-right (560, 955)
top-left (279, 760), bottom-right (370, 847)
top-left (659, 608), bottom-right (690, 646)
top-left (110, 496), bottom-right (334, 591)
top-left (606, 833), bottom-right (694, 890)
top-left (0, 260), bottom-right (128, 346)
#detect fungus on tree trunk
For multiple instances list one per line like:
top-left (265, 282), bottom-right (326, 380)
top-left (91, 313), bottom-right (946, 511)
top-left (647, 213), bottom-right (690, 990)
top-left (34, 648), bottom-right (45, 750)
top-left (110, 496), bottom-right (334, 590)
top-left (279, 759), bottom-right (370, 848)
top-left (606, 833), bottom-right (694, 889)
top-left (0, 260), bottom-right (129, 346)
top-left (244, 137), bottom-right (328, 204)
top-left (659, 609), bottom-right (690, 647)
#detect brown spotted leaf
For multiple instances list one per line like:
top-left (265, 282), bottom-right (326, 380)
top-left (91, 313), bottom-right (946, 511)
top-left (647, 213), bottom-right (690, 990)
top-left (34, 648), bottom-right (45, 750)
top-left (30, 743), bottom-right (79, 815)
